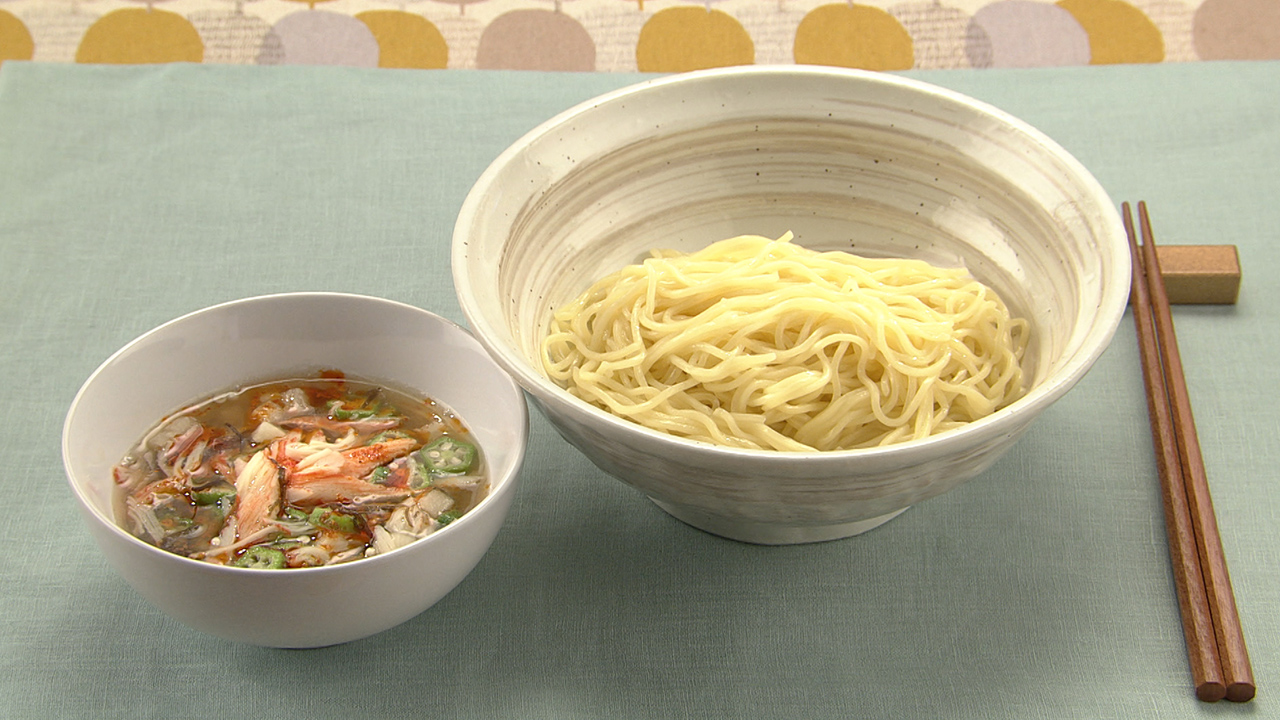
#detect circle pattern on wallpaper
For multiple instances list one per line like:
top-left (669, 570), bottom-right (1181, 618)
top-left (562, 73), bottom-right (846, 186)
top-left (793, 3), bottom-right (914, 70)
top-left (1194, 0), bottom-right (1280, 59)
top-left (76, 7), bottom-right (203, 64)
top-left (1058, 0), bottom-right (1164, 63)
top-left (357, 10), bottom-right (448, 69)
top-left (259, 9), bottom-right (379, 66)
top-left (477, 9), bottom-right (594, 71)
top-left (0, 0), bottom-right (1261, 70)
top-left (636, 6), bottom-right (753, 72)
top-left (0, 8), bottom-right (34, 67)
top-left (891, 1), bottom-right (987, 69)
top-left (968, 0), bottom-right (1090, 67)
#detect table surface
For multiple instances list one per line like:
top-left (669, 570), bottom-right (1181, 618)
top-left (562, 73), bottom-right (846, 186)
top-left (0, 59), bottom-right (1277, 719)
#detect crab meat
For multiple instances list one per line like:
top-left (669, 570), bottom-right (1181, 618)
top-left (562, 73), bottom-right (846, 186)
top-left (278, 414), bottom-right (401, 439)
top-left (283, 474), bottom-right (411, 507)
top-left (340, 436), bottom-right (418, 477)
top-left (233, 449), bottom-right (282, 538)
top-left (289, 436), bottom-right (417, 483)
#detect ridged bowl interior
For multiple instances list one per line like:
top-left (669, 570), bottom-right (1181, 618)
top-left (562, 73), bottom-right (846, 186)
top-left (453, 66), bottom-right (1129, 543)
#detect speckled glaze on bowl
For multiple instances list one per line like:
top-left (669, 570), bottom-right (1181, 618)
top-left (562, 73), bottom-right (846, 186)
top-left (453, 66), bottom-right (1129, 544)
top-left (63, 293), bottom-right (529, 647)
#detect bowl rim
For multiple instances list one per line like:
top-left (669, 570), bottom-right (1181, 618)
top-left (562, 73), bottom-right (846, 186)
top-left (61, 291), bottom-right (530, 575)
top-left (452, 65), bottom-right (1132, 463)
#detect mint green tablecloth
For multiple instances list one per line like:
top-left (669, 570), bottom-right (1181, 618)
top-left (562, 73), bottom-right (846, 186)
top-left (0, 61), bottom-right (1275, 719)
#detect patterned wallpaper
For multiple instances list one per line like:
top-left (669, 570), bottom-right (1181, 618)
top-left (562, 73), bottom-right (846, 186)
top-left (0, 0), bottom-right (1277, 72)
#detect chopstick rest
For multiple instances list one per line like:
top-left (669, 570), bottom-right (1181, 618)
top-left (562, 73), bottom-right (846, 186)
top-left (1123, 201), bottom-right (1255, 703)
top-left (1154, 245), bottom-right (1241, 305)
top-left (1124, 244), bottom-right (1241, 305)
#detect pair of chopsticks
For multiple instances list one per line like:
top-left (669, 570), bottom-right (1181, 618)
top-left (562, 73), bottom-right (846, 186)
top-left (1123, 201), bottom-right (1255, 703)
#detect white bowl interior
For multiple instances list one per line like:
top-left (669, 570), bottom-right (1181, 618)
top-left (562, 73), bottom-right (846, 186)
top-left (63, 293), bottom-right (529, 646)
top-left (457, 67), bottom-right (1128, 421)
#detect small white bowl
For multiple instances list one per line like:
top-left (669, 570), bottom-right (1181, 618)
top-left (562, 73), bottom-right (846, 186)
top-left (453, 66), bottom-right (1129, 544)
top-left (62, 293), bottom-right (528, 647)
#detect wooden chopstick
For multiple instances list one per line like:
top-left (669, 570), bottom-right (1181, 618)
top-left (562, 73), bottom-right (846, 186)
top-left (1123, 201), bottom-right (1255, 703)
top-left (1123, 204), bottom-right (1224, 701)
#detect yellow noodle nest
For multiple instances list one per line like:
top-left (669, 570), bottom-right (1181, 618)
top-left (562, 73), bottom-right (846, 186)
top-left (541, 233), bottom-right (1029, 452)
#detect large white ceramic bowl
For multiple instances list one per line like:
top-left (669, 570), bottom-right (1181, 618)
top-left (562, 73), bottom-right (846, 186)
top-left (453, 66), bottom-right (1129, 545)
top-left (63, 293), bottom-right (528, 647)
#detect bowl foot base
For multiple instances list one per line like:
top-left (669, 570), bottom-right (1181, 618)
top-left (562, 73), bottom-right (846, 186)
top-left (649, 500), bottom-right (909, 545)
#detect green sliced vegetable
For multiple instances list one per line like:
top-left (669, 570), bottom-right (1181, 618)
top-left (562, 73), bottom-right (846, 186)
top-left (192, 488), bottom-right (236, 506)
top-left (163, 517), bottom-right (195, 531)
top-left (406, 460), bottom-right (432, 490)
top-left (283, 508), bottom-right (310, 522)
top-left (368, 430), bottom-right (410, 444)
top-left (436, 510), bottom-right (461, 527)
top-left (369, 466), bottom-right (391, 484)
top-left (308, 507), bottom-right (357, 532)
top-left (329, 402), bottom-right (377, 421)
top-left (232, 546), bottom-right (286, 569)
top-left (215, 495), bottom-right (236, 515)
top-left (416, 436), bottom-right (476, 474)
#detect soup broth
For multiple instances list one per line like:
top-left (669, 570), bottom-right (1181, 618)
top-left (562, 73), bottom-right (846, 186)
top-left (113, 371), bottom-right (488, 569)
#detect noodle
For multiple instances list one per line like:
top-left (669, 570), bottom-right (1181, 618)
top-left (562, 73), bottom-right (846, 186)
top-left (541, 233), bottom-right (1028, 451)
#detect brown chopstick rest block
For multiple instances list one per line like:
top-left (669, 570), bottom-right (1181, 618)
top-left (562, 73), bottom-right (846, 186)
top-left (1154, 245), bottom-right (1241, 305)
